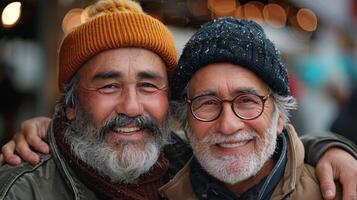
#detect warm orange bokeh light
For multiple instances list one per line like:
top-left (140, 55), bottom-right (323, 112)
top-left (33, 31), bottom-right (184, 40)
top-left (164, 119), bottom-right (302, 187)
top-left (296, 8), bottom-right (317, 32)
top-left (262, 3), bottom-right (287, 28)
top-left (243, 2), bottom-right (264, 23)
top-left (208, 0), bottom-right (236, 17)
top-left (234, 5), bottom-right (244, 19)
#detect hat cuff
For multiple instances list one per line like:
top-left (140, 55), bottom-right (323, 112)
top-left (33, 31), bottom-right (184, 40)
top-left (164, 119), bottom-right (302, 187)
top-left (58, 12), bottom-right (177, 91)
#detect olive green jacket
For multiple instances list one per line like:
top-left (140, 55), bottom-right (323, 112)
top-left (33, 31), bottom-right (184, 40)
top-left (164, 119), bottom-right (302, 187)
top-left (0, 121), bottom-right (97, 200)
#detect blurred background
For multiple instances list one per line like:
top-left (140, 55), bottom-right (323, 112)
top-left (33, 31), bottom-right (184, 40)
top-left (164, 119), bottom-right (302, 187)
top-left (0, 0), bottom-right (356, 146)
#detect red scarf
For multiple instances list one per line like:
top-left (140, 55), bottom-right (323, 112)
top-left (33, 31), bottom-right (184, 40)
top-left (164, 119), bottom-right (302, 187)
top-left (53, 118), bottom-right (169, 200)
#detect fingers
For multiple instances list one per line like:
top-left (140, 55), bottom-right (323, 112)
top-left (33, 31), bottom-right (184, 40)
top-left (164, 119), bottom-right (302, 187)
top-left (0, 117), bottom-right (51, 166)
top-left (1, 117), bottom-right (51, 166)
top-left (25, 131), bottom-right (50, 154)
top-left (318, 148), bottom-right (357, 200)
top-left (340, 173), bottom-right (357, 200)
top-left (1, 140), bottom-right (22, 166)
top-left (316, 161), bottom-right (336, 200)
top-left (17, 117), bottom-right (50, 155)
top-left (342, 183), bottom-right (357, 200)
top-left (21, 117), bottom-right (50, 152)
top-left (34, 117), bottom-right (51, 140)
top-left (14, 133), bottom-right (40, 165)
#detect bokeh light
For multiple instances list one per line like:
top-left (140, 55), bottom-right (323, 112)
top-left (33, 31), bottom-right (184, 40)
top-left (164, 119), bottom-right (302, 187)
top-left (234, 5), bottom-right (244, 19)
top-left (262, 3), bottom-right (287, 28)
top-left (296, 8), bottom-right (317, 32)
top-left (1, 2), bottom-right (22, 28)
top-left (243, 2), bottom-right (264, 23)
top-left (208, 0), bottom-right (236, 18)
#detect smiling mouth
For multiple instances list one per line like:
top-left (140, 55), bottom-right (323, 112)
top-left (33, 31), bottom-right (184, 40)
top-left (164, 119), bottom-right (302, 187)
top-left (112, 126), bottom-right (142, 135)
top-left (216, 140), bottom-right (252, 148)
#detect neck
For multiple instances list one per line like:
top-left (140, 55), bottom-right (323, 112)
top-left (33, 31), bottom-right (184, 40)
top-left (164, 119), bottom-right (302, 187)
top-left (225, 158), bottom-right (275, 197)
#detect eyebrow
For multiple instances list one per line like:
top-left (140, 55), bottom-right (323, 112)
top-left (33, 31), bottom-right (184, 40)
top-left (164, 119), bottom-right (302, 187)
top-left (190, 88), bottom-right (264, 99)
top-left (234, 88), bottom-right (263, 96)
top-left (137, 71), bottom-right (165, 81)
top-left (92, 71), bottom-right (122, 81)
top-left (189, 91), bottom-right (215, 99)
top-left (91, 70), bottom-right (165, 83)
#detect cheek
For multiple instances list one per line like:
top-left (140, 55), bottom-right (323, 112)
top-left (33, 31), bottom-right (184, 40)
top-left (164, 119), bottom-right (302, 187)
top-left (142, 93), bottom-right (168, 125)
top-left (244, 120), bottom-right (266, 137)
top-left (244, 111), bottom-right (275, 136)
top-left (187, 111), bottom-right (211, 141)
top-left (78, 92), bottom-right (117, 126)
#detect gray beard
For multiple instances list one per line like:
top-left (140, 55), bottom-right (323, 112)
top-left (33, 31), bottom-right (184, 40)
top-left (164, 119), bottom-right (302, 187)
top-left (187, 110), bottom-right (279, 184)
top-left (63, 109), bottom-right (169, 184)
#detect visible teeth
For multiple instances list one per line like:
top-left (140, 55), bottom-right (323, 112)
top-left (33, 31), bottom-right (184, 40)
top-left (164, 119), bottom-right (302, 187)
top-left (114, 127), bottom-right (140, 133)
top-left (218, 141), bottom-right (249, 148)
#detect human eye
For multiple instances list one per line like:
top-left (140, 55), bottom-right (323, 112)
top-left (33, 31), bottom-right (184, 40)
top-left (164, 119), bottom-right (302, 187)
top-left (98, 84), bottom-right (121, 94)
top-left (138, 82), bottom-right (160, 93)
top-left (236, 95), bottom-right (260, 106)
top-left (193, 96), bottom-right (220, 110)
top-left (202, 99), bottom-right (219, 105)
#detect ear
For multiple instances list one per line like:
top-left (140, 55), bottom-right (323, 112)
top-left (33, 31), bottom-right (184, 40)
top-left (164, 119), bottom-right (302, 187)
top-left (65, 107), bottom-right (76, 121)
top-left (277, 111), bottom-right (284, 135)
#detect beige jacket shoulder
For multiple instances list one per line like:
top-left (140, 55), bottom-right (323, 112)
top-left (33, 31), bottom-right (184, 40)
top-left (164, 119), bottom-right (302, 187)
top-left (159, 125), bottom-right (342, 200)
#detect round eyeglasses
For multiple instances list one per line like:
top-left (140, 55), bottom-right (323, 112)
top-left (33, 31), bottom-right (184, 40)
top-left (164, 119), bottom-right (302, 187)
top-left (186, 93), bottom-right (270, 122)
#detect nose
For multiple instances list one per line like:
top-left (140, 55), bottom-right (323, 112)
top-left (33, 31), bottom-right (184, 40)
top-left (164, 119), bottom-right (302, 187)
top-left (215, 103), bottom-right (245, 135)
top-left (116, 87), bottom-right (143, 117)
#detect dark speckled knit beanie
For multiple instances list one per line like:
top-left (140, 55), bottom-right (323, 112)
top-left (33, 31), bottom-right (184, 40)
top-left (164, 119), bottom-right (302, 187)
top-left (171, 17), bottom-right (290, 101)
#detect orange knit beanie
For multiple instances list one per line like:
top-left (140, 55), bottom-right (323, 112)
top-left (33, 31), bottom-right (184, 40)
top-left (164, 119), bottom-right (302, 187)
top-left (58, 0), bottom-right (177, 91)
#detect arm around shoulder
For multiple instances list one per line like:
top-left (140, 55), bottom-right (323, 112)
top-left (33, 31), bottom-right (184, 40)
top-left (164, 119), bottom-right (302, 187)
top-left (300, 132), bottom-right (357, 166)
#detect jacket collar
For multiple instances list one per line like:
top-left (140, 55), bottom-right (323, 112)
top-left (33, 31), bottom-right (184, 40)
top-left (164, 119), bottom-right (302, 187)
top-left (48, 117), bottom-right (96, 200)
top-left (271, 124), bottom-right (305, 199)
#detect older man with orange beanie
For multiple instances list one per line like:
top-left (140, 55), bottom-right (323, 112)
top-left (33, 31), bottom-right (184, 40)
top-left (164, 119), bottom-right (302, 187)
top-left (0, 0), bottom-right (181, 199)
top-left (0, 0), bottom-right (357, 200)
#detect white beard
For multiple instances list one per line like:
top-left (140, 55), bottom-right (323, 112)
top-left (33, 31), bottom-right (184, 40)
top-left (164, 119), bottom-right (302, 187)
top-left (187, 111), bottom-right (279, 184)
top-left (63, 110), bottom-right (169, 184)
top-left (65, 131), bottom-right (161, 184)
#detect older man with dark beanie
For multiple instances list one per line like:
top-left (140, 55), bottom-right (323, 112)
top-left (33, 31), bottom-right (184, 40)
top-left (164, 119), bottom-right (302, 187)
top-left (161, 18), bottom-right (346, 200)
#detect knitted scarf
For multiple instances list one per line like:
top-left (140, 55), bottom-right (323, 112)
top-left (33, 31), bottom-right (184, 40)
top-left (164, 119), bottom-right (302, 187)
top-left (53, 118), bottom-right (169, 200)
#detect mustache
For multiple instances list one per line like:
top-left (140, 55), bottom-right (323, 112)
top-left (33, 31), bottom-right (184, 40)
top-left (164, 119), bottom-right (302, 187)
top-left (202, 131), bottom-right (260, 145)
top-left (98, 114), bottom-right (162, 139)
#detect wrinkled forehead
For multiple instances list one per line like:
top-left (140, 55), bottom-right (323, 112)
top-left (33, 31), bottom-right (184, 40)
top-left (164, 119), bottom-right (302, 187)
top-left (188, 62), bottom-right (269, 98)
top-left (78, 48), bottom-right (168, 82)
